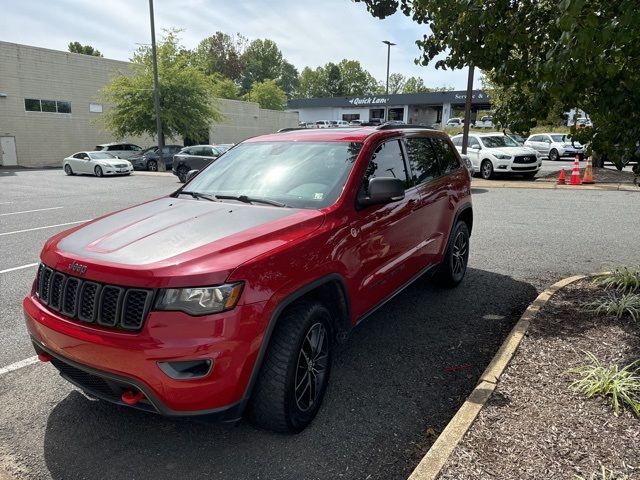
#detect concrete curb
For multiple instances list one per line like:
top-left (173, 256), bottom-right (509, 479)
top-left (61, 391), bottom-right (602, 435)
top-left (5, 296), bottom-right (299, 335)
top-left (132, 171), bottom-right (174, 177)
top-left (407, 274), bottom-right (589, 480)
top-left (472, 179), bottom-right (638, 191)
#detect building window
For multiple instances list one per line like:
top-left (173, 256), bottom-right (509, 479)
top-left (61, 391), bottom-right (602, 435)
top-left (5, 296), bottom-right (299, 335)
top-left (369, 108), bottom-right (385, 120)
top-left (89, 103), bottom-right (103, 113)
top-left (342, 113), bottom-right (360, 122)
top-left (24, 98), bottom-right (72, 114)
top-left (388, 108), bottom-right (404, 121)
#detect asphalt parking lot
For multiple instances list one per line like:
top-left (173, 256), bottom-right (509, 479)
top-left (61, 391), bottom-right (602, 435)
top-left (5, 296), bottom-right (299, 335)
top-left (1, 169), bottom-right (639, 480)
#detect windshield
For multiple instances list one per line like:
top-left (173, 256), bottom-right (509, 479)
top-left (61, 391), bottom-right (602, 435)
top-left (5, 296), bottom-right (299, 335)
top-left (480, 136), bottom-right (520, 148)
top-left (184, 141), bottom-right (362, 209)
top-left (551, 135), bottom-right (566, 142)
top-left (89, 152), bottom-right (116, 159)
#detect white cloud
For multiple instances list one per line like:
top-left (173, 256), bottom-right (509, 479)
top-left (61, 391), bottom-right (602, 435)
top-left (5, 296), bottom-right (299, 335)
top-left (1, 0), bottom-right (480, 90)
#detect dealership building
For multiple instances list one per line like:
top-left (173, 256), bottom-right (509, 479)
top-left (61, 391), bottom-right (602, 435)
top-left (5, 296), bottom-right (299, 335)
top-left (287, 90), bottom-right (491, 126)
top-left (0, 41), bottom-right (297, 168)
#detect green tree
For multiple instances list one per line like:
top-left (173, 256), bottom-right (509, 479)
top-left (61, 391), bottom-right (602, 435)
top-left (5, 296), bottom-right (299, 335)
top-left (193, 32), bottom-right (247, 81)
top-left (296, 66), bottom-right (329, 98)
top-left (278, 60), bottom-right (299, 98)
top-left (386, 73), bottom-right (406, 94)
top-left (245, 79), bottom-right (288, 110)
top-left (326, 63), bottom-right (345, 96)
top-left (68, 41), bottom-right (103, 57)
top-left (402, 76), bottom-right (431, 93)
top-left (211, 73), bottom-right (239, 100)
top-left (100, 30), bottom-right (222, 170)
top-left (337, 59), bottom-right (380, 95)
top-left (356, 0), bottom-right (640, 171)
top-left (240, 39), bottom-right (283, 92)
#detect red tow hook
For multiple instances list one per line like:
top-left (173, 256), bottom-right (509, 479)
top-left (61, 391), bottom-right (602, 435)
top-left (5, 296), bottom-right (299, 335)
top-left (121, 390), bottom-right (145, 406)
top-left (37, 352), bottom-right (52, 362)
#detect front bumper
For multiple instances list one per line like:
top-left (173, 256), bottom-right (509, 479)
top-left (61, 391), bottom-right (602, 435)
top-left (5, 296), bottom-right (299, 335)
top-left (496, 161), bottom-right (542, 174)
top-left (103, 166), bottom-right (133, 175)
top-left (24, 294), bottom-right (269, 417)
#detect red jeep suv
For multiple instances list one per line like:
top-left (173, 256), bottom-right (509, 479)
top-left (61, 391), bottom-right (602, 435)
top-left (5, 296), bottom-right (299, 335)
top-left (24, 125), bottom-right (472, 433)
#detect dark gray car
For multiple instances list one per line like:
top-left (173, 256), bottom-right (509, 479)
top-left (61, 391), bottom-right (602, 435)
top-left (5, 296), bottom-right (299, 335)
top-left (172, 145), bottom-right (223, 182)
top-left (130, 145), bottom-right (183, 171)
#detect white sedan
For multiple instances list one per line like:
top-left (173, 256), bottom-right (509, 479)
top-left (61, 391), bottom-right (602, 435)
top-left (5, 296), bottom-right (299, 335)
top-left (63, 151), bottom-right (133, 177)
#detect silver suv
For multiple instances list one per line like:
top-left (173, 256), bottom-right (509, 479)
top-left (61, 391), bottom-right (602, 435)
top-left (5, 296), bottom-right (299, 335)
top-left (94, 143), bottom-right (143, 160)
top-left (524, 133), bottom-right (584, 161)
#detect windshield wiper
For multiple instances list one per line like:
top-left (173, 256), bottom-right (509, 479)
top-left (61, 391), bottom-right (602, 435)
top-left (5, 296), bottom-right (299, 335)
top-left (176, 191), bottom-right (217, 202)
top-left (214, 194), bottom-right (287, 207)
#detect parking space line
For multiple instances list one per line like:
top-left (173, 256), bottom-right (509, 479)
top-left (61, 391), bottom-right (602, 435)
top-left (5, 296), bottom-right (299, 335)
top-left (0, 356), bottom-right (38, 376)
top-left (0, 201), bottom-right (14, 205)
top-left (0, 220), bottom-right (89, 237)
top-left (0, 263), bottom-right (38, 274)
top-left (0, 206), bottom-right (63, 217)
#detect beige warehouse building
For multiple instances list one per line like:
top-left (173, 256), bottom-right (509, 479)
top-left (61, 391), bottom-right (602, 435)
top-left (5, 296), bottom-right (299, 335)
top-left (0, 41), bottom-right (298, 168)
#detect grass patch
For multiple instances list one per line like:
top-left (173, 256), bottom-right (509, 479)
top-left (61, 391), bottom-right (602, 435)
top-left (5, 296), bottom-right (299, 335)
top-left (585, 293), bottom-right (640, 321)
top-left (595, 267), bottom-right (640, 291)
top-left (570, 352), bottom-right (640, 417)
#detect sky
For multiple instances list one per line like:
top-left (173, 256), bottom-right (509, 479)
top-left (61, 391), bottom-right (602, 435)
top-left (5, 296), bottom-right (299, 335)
top-left (0, 0), bottom-right (480, 91)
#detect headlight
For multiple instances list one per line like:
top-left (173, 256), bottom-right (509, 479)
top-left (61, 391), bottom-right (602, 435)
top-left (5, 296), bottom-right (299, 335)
top-left (494, 154), bottom-right (512, 160)
top-left (155, 283), bottom-right (243, 315)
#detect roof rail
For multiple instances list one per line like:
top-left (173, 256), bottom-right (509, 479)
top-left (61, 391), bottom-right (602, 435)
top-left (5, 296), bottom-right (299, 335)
top-left (375, 123), bottom-right (434, 130)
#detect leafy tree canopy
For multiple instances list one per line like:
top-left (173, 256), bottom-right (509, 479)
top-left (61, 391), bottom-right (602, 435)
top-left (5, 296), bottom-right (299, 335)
top-left (68, 41), bottom-right (102, 57)
top-left (356, 0), bottom-right (640, 169)
top-left (245, 79), bottom-right (288, 110)
top-left (278, 60), bottom-right (299, 98)
top-left (240, 39), bottom-right (284, 92)
top-left (386, 73), bottom-right (406, 94)
top-left (193, 32), bottom-right (247, 81)
top-left (337, 59), bottom-right (382, 95)
top-left (100, 30), bottom-right (222, 142)
top-left (210, 73), bottom-right (239, 100)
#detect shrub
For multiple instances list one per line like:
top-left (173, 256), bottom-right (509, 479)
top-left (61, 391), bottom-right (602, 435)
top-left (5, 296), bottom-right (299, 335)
top-left (585, 293), bottom-right (640, 321)
top-left (595, 268), bottom-right (640, 291)
top-left (570, 352), bottom-right (640, 417)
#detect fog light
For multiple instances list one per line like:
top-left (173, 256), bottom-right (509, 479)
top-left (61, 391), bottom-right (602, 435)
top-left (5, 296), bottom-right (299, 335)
top-left (158, 359), bottom-right (213, 379)
top-left (498, 165), bottom-right (508, 169)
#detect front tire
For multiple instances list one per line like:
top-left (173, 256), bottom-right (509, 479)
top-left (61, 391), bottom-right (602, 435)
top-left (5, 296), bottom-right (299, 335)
top-left (64, 164), bottom-right (74, 176)
top-left (147, 160), bottom-right (158, 172)
top-left (549, 149), bottom-right (559, 161)
top-left (480, 160), bottom-right (494, 180)
top-left (248, 301), bottom-right (332, 433)
top-left (94, 166), bottom-right (103, 177)
top-left (435, 221), bottom-right (470, 288)
top-left (177, 166), bottom-right (189, 183)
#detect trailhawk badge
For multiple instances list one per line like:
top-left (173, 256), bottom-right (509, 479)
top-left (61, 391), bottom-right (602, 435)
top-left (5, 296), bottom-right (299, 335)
top-left (68, 261), bottom-right (87, 275)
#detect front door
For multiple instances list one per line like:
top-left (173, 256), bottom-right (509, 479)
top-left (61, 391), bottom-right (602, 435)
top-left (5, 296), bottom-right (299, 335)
top-left (0, 136), bottom-right (17, 166)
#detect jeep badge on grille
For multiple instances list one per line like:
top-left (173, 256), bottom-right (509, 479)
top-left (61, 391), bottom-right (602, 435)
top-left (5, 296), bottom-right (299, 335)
top-left (68, 261), bottom-right (87, 275)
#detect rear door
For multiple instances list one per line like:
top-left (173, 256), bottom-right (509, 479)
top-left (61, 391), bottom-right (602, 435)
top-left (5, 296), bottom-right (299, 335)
top-left (403, 135), bottom-right (452, 266)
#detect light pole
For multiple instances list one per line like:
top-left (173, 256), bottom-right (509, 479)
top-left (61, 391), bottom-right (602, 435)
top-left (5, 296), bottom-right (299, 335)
top-left (148, 0), bottom-right (165, 171)
top-left (461, 64), bottom-right (475, 155)
top-left (382, 40), bottom-right (395, 122)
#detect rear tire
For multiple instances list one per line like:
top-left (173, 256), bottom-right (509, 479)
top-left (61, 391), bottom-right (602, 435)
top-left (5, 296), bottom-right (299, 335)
top-left (434, 221), bottom-right (470, 288)
top-left (94, 166), bottom-right (103, 177)
top-left (248, 301), bottom-right (332, 433)
top-left (177, 166), bottom-right (189, 183)
top-left (147, 160), bottom-right (158, 172)
top-left (64, 164), bottom-right (74, 176)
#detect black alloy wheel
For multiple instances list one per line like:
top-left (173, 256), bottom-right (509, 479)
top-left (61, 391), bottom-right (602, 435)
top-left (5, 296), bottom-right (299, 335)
top-left (435, 221), bottom-right (470, 287)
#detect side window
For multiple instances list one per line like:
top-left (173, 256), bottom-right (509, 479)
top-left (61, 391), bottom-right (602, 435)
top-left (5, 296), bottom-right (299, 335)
top-left (361, 140), bottom-right (409, 194)
top-left (431, 138), bottom-right (461, 174)
top-left (404, 138), bottom-right (440, 185)
top-left (451, 136), bottom-right (462, 147)
top-left (107, 145), bottom-right (120, 151)
top-left (120, 144), bottom-right (132, 151)
top-left (468, 137), bottom-right (480, 149)
top-left (72, 153), bottom-right (84, 159)
top-left (529, 135), bottom-right (540, 142)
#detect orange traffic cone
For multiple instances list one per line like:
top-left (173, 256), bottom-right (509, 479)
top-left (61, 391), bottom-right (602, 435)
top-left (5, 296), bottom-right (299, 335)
top-left (569, 154), bottom-right (582, 185)
top-left (557, 168), bottom-right (566, 185)
top-left (582, 156), bottom-right (595, 184)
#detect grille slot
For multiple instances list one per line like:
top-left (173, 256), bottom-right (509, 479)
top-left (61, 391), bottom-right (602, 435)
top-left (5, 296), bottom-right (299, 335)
top-left (35, 264), bottom-right (152, 331)
top-left (513, 155), bottom-right (537, 164)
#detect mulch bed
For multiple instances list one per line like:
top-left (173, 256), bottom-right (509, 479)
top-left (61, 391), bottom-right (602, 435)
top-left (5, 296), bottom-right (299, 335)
top-left (537, 167), bottom-right (638, 185)
top-left (439, 279), bottom-right (640, 479)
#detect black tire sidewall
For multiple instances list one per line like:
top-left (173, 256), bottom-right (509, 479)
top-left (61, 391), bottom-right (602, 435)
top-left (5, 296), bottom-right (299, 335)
top-left (481, 160), bottom-right (493, 179)
top-left (550, 149), bottom-right (559, 161)
top-left (178, 166), bottom-right (189, 183)
top-left (64, 165), bottom-right (72, 175)
top-left (148, 160), bottom-right (157, 171)
top-left (94, 166), bottom-right (103, 177)
top-left (448, 222), bottom-right (470, 284)
top-left (284, 307), bottom-right (332, 432)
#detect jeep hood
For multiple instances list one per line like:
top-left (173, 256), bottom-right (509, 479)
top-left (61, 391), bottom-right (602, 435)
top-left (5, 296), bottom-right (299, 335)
top-left (42, 197), bottom-right (325, 287)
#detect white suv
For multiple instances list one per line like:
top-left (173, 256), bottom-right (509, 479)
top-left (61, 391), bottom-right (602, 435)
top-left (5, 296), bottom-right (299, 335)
top-left (524, 133), bottom-right (584, 161)
top-left (451, 132), bottom-right (541, 179)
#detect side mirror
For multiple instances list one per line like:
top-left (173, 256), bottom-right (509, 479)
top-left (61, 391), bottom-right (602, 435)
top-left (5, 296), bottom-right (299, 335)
top-left (359, 177), bottom-right (405, 207)
top-left (185, 169), bottom-right (199, 183)
top-left (470, 144), bottom-right (480, 150)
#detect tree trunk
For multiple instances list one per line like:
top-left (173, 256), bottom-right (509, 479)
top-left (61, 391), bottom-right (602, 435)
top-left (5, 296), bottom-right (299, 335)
top-left (591, 151), bottom-right (605, 168)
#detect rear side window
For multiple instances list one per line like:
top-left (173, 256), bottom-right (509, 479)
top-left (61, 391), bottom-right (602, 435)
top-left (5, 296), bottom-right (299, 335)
top-left (362, 140), bottom-right (410, 193)
top-left (451, 136), bottom-right (462, 147)
top-left (107, 145), bottom-right (121, 151)
top-left (430, 138), bottom-right (461, 174)
top-left (404, 138), bottom-right (440, 185)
